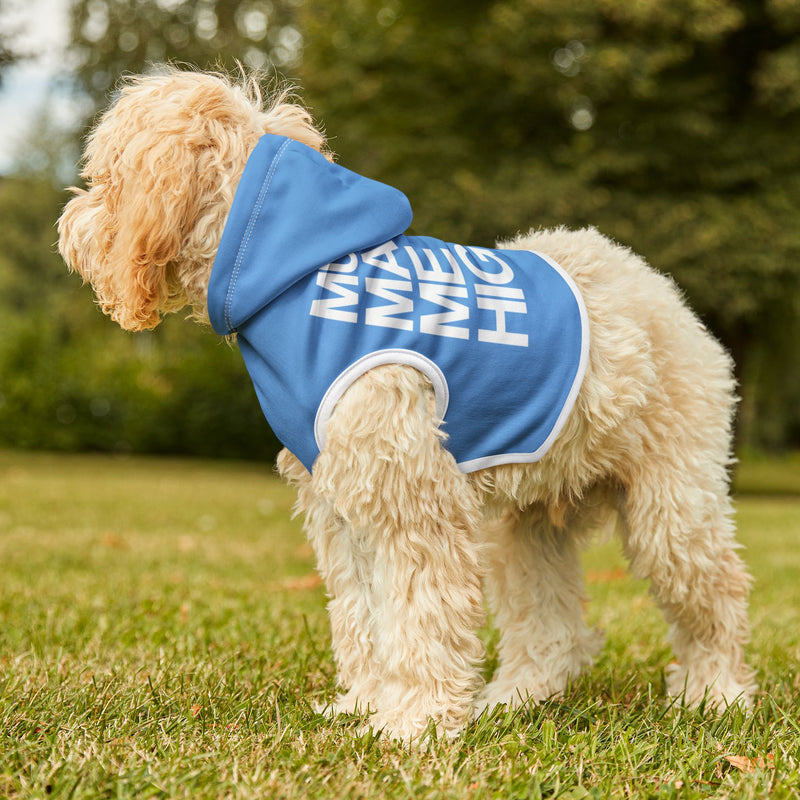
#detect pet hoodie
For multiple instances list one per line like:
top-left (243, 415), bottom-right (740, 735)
top-left (207, 134), bottom-right (589, 473)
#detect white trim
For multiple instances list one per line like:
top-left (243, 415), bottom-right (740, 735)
top-left (456, 250), bottom-right (590, 472)
top-left (314, 349), bottom-right (450, 453)
top-left (457, 451), bottom-right (554, 472)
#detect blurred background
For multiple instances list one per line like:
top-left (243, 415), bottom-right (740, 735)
top-left (0, 0), bottom-right (798, 461)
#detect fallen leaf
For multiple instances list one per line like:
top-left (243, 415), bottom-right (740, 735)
top-left (585, 568), bottom-right (627, 583)
top-left (100, 532), bottom-right (127, 549)
top-left (725, 754), bottom-right (774, 772)
top-left (280, 573), bottom-right (323, 591)
top-left (295, 542), bottom-right (314, 559)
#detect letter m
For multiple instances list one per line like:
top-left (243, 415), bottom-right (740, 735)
top-left (364, 278), bottom-right (413, 330)
top-left (419, 284), bottom-right (469, 339)
top-left (310, 272), bottom-right (360, 323)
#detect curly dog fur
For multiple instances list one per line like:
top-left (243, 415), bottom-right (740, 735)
top-left (58, 68), bottom-right (755, 741)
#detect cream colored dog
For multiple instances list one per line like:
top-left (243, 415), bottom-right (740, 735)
top-left (58, 68), bottom-right (755, 741)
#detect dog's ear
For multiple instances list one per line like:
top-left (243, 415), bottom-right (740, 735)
top-left (58, 186), bottom-right (105, 291)
top-left (88, 126), bottom-right (215, 331)
top-left (60, 75), bottom-right (243, 331)
top-left (58, 131), bottom-right (211, 331)
top-left (58, 70), bottom-right (329, 332)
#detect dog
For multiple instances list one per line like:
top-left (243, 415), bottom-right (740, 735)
top-left (58, 67), bottom-right (755, 741)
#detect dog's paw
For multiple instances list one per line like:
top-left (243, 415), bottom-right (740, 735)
top-left (475, 682), bottom-right (554, 717)
top-left (665, 662), bottom-right (756, 710)
top-left (316, 690), bottom-right (371, 718)
top-left (478, 626), bottom-right (604, 717)
top-left (360, 711), bottom-right (463, 745)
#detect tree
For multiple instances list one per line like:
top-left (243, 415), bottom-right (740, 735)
top-left (40, 0), bottom-right (800, 451)
top-left (0, 0), bottom-right (296, 460)
top-left (0, 0), bottom-right (21, 85)
top-left (0, 173), bottom-right (281, 458)
top-left (67, 0), bottom-right (303, 107)
top-left (295, 0), bottom-right (800, 448)
top-left (0, 39), bottom-right (13, 84)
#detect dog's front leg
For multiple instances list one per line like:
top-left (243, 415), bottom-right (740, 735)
top-left (310, 365), bottom-right (486, 742)
top-left (277, 448), bottom-right (382, 714)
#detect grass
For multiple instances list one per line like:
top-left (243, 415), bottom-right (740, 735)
top-left (1, 450), bottom-right (799, 799)
top-left (733, 450), bottom-right (800, 497)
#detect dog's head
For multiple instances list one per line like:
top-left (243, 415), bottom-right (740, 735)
top-left (58, 67), bottom-right (326, 331)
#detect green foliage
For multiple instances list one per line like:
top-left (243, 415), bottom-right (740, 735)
top-left (0, 175), bottom-right (279, 460)
top-left (0, 175), bottom-right (67, 311)
top-left (0, 451), bottom-right (799, 798)
top-left (68, 0), bottom-right (303, 105)
top-left (734, 450), bottom-right (800, 495)
top-left (0, 313), bottom-right (280, 459)
top-left (0, 42), bottom-right (13, 86)
top-left (2, 0), bottom-right (798, 454)
top-left (297, 0), bottom-right (800, 306)
top-left (296, 0), bottom-right (800, 448)
top-left (0, 0), bottom-right (20, 86)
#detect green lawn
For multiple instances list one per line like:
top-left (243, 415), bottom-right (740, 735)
top-left (1, 450), bottom-right (798, 799)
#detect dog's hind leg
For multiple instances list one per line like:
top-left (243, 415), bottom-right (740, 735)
top-left (619, 457), bottom-right (755, 708)
top-left (478, 502), bottom-right (603, 712)
top-left (308, 365), bottom-right (486, 741)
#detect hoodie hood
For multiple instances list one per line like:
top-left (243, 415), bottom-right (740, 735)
top-left (208, 135), bottom-right (413, 335)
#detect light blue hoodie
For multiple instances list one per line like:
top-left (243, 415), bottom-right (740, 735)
top-left (208, 135), bottom-right (588, 473)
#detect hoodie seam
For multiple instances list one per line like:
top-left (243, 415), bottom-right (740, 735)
top-left (224, 138), bottom-right (291, 332)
